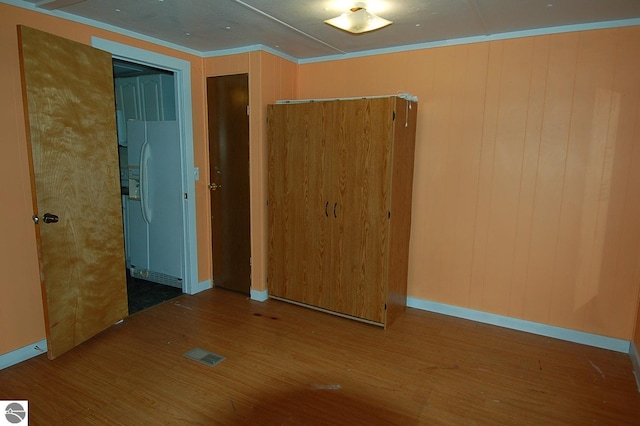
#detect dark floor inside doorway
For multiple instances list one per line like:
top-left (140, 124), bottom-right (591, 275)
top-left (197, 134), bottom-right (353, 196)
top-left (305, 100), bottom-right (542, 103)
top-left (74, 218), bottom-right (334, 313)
top-left (126, 272), bottom-right (183, 315)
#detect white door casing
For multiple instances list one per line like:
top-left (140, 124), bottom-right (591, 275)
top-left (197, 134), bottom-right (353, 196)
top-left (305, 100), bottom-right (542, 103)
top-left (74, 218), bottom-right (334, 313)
top-left (92, 37), bottom-right (204, 295)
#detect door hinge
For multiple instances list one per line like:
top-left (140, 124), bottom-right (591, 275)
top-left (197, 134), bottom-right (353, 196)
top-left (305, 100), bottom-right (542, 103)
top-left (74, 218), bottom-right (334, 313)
top-left (392, 111), bottom-right (396, 121)
top-left (246, 105), bottom-right (250, 116)
top-left (388, 211), bottom-right (391, 219)
top-left (184, 193), bottom-right (188, 199)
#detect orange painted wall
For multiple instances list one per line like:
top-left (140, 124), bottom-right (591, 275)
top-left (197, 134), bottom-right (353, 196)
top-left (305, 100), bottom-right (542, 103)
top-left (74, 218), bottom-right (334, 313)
top-left (0, 3), bottom-right (208, 355)
top-left (203, 52), bottom-right (297, 292)
top-left (298, 27), bottom-right (640, 340)
top-left (0, 6), bottom-right (44, 356)
top-left (3, 0), bottom-right (640, 361)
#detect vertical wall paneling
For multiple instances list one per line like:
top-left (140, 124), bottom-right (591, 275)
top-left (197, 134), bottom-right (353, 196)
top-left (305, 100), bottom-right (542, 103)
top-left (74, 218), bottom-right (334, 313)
top-left (522, 33), bottom-right (579, 324)
top-left (550, 30), bottom-right (618, 332)
top-left (482, 38), bottom-right (535, 315)
top-left (3, 0), bottom-right (640, 362)
top-left (582, 27), bottom-right (640, 338)
top-left (439, 45), bottom-right (469, 306)
top-left (622, 27), bottom-right (640, 348)
top-left (448, 44), bottom-right (489, 309)
top-left (405, 50), bottom-right (436, 300)
top-left (430, 47), bottom-right (458, 300)
top-left (468, 41), bottom-right (503, 310)
top-left (423, 46), bottom-right (456, 303)
top-left (297, 27), bottom-right (640, 340)
top-left (508, 36), bottom-right (550, 319)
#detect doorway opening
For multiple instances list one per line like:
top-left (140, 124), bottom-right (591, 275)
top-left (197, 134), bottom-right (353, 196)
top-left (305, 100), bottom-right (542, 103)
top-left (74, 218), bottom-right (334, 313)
top-left (112, 59), bottom-right (184, 313)
top-left (93, 36), bottom-right (204, 300)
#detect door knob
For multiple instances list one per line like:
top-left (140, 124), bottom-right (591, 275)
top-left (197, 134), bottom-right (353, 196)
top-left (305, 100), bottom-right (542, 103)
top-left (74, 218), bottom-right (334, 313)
top-left (208, 183), bottom-right (221, 191)
top-left (42, 213), bottom-right (59, 224)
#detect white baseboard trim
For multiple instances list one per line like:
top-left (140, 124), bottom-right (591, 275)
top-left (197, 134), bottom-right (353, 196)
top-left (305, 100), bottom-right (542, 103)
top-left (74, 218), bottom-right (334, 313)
top-left (630, 342), bottom-right (640, 392)
top-left (407, 297), bottom-right (630, 354)
top-left (0, 339), bottom-right (47, 370)
top-left (251, 288), bottom-right (268, 302)
top-left (190, 279), bottom-right (212, 295)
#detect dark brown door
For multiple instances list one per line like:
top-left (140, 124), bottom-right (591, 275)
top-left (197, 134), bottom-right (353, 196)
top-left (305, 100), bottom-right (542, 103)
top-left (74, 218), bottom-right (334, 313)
top-left (207, 74), bottom-right (251, 294)
top-left (18, 26), bottom-right (128, 359)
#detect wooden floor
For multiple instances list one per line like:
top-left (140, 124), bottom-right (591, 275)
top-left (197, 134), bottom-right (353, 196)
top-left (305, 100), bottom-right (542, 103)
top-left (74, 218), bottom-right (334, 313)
top-left (1, 288), bottom-right (639, 425)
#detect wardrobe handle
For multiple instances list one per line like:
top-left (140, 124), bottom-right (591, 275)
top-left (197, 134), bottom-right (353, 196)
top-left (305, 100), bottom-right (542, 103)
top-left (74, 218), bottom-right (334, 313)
top-left (333, 202), bottom-right (337, 218)
top-left (325, 201), bottom-right (329, 217)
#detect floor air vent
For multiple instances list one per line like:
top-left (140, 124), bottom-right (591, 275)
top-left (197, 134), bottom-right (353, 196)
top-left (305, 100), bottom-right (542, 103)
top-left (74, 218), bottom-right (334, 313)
top-left (183, 347), bottom-right (226, 367)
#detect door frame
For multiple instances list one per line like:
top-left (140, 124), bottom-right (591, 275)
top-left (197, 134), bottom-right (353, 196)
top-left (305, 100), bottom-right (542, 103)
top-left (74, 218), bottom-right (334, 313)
top-left (92, 37), bottom-right (204, 295)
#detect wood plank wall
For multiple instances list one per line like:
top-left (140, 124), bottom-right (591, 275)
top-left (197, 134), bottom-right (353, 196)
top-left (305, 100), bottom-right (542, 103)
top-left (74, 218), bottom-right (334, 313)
top-left (297, 27), bottom-right (640, 340)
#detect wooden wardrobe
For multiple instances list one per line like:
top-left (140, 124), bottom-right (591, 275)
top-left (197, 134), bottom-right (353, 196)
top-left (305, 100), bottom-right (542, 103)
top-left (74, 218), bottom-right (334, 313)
top-left (267, 96), bottom-right (418, 328)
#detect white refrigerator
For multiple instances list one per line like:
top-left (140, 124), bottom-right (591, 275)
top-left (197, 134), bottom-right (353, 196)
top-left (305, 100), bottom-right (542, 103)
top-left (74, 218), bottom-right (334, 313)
top-left (126, 120), bottom-right (184, 288)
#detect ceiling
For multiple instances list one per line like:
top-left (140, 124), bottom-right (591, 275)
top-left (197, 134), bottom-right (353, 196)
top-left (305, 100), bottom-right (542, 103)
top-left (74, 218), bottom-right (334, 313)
top-left (19, 0), bottom-right (640, 60)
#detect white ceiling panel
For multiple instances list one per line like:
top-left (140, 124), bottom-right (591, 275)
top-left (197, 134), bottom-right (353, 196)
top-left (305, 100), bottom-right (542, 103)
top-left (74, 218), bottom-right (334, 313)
top-left (15, 0), bottom-right (640, 59)
top-left (476, 0), bottom-right (640, 34)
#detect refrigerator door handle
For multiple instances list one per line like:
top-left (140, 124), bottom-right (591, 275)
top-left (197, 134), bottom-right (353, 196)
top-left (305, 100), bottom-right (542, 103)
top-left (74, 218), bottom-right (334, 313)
top-left (140, 140), bottom-right (152, 224)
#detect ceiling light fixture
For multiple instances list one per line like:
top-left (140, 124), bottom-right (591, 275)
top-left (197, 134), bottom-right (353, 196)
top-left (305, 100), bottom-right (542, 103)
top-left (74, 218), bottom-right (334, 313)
top-left (325, 2), bottom-right (392, 34)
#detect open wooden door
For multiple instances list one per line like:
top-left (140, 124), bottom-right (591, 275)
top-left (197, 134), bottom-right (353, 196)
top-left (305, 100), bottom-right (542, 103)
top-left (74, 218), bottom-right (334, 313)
top-left (18, 26), bottom-right (128, 359)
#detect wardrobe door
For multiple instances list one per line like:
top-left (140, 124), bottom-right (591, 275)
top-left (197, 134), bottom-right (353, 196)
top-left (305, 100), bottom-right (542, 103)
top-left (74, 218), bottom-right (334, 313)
top-left (268, 103), bottom-right (329, 304)
top-left (266, 105), bottom-right (283, 298)
top-left (306, 102), bottom-right (333, 309)
top-left (268, 103), bottom-right (307, 301)
top-left (329, 98), bottom-right (395, 323)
